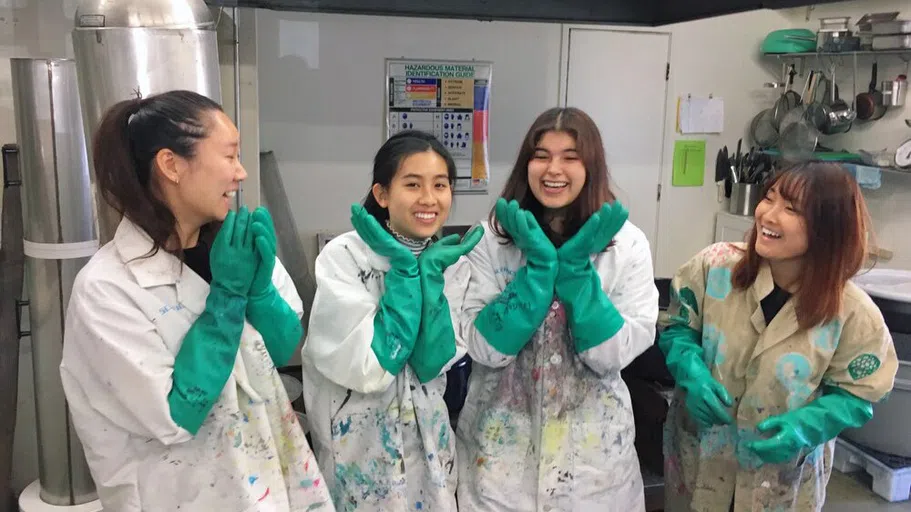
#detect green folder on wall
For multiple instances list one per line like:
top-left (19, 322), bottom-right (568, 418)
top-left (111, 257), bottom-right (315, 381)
top-left (672, 139), bottom-right (705, 187)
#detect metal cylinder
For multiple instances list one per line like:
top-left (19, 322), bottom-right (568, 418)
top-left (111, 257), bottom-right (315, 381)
top-left (72, 0), bottom-right (222, 245)
top-left (10, 58), bottom-right (98, 506)
top-left (728, 182), bottom-right (761, 217)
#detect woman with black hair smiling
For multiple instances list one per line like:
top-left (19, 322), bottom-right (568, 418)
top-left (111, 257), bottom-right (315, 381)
top-left (59, 90), bottom-right (332, 511)
top-left (455, 107), bottom-right (660, 511)
top-left (302, 130), bottom-right (481, 511)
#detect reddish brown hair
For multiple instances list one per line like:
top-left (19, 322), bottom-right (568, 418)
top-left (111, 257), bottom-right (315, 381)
top-left (489, 107), bottom-right (615, 247)
top-left (732, 162), bottom-right (871, 329)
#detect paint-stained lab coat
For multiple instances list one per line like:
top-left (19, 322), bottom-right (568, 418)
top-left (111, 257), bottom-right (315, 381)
top-left (301, 231), bottom-right (468, 512)
top-left (455, 220), bottom-right (659, 512)
top-left (59, 218), bottom-right (334, 512)
top-left (663, 242), bottom-right (898, 512)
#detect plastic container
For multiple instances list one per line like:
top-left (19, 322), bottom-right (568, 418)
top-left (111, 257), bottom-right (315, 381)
top-left (841, 362), bottom-right (911, 457)
top-left (761, 29), bottom-right (817, 54)
top-left (841, 269), bottom-right (911, 456)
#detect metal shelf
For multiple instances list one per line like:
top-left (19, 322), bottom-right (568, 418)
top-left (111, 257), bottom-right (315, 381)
top-left (764, 49), bottom-right (911, 59)
top-left (758, 149), bottom-right (911, 176)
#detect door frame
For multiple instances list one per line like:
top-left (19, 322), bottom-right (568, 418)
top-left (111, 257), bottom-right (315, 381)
top-left (557, 25), bottom-right (673, 267)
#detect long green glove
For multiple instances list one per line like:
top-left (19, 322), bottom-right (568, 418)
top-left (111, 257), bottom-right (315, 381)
top-left (169, 207), bottom-right (257, 435)
top-left (746, 387), bottom-right (873, 465)
top-left (659, 324), bottom-right (734, 429)
top-left (245, 207), bottom-right (302, 367)
top-left (555, 201), bottom-right (628, 352)
top-left (474, 199), bottom-right (557, 356)
top-left (410, 226), bottom-right (484, 383)
top-left (350, 204), bottom-right (422, 375)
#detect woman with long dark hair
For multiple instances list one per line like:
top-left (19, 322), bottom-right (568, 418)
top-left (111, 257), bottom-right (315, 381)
top-left (59, 90), bottom-right (333, 511)
top-left (455, 107), bottom-right (660, 511)
top-left (302, 130), bottom-right (481, 511)
top-left (660, 163), bottom-right (898, 511)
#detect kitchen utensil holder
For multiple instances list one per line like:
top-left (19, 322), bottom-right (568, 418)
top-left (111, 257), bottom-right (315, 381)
top-left (729, 183), bottom-right (761, 216)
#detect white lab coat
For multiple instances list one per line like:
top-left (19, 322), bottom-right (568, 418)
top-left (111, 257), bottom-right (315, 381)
top-left (455, 220), bottom-right (659, 512)
top-left (301, 230), bottom-right (467, 511)
top-left (59, 217), bottom-right (334, 512)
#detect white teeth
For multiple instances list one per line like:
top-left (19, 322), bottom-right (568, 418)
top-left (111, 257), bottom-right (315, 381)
top-left (761, 227), bottom-right (781, 239)
top-left (415, 213), bottom-right (436, 220)
top-left (543, 181), bottom-right (568, 188)
top-left (224, 191), bottom-right (236, 198)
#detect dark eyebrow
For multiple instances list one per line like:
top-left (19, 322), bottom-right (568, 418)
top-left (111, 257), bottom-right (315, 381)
top-left (534, 146), bottom-right (577, 153)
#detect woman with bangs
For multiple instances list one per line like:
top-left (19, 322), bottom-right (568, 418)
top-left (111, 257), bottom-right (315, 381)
top-left (455, 107), bottom-right (660, 511)
top-left (660, 162), bottom-right (898, 511)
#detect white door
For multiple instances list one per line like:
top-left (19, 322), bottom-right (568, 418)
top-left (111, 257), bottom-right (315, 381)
top-left (564, 28), bottom-right (670, 258)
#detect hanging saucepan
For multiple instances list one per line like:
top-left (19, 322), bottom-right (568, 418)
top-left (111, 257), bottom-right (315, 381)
top-left (805, 71), bottom-right (831, 133)
top-left (822, 66), bottom-right (856, 135)
top-left (856, 62), bottom-right (887, 121)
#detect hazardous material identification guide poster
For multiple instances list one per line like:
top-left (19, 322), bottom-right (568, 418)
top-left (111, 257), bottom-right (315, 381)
top-left (385, 59), bottom-right (492, 193)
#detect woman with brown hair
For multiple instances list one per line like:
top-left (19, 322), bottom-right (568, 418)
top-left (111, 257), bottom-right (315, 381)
top-left (660, 162), bottom-right (898, 511)
top-left (455, 107), bottom-right (660, 511)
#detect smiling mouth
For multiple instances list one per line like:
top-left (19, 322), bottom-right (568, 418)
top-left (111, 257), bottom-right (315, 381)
top-left (761, 226), bottom-right (782, 239)
top-left (543, 180), bottom-right (568, 190)
top-left (414, 212), bottom-right (438, 222)
top-left (224, 191), bottom-right (237, 198)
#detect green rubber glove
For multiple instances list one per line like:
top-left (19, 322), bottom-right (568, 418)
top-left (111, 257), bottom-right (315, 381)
top-left (474, 199), bottom-right (557, 356)
top-left (410, 226), bottom-right (484, 383)
top-left (555, 201), bottom-right (628, 352)
top-left (746, 387), bottom-right (873, 465)
top-left (350, 204), bottom-right (422, 375)
top-left (169, 207), bottom-right (257, 434)
top-left (659, 324), bottom-right (734, 429)
top-left (244, 207), bottom-right (303, 367)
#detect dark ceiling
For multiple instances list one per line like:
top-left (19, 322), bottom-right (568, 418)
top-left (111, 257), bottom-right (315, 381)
top-left (206, 0), bottom-right (844, 26)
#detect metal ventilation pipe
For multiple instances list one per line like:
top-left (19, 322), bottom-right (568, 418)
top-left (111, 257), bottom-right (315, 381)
top-left (10, 58), bottom-right (99, 508)
top-left (72, 0), bottom-right (222, 245)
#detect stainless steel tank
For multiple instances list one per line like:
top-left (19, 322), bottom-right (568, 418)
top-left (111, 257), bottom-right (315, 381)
top-left (10, 58), bottom-right (98, 507)
top-left (72, 0), bottom-right (222, 245)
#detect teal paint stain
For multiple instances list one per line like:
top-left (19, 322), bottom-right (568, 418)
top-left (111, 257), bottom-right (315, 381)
top-left (735, 428), bottom-right (766, 470)
top-left (705, 267), bottom-right (733, 300)
top-left (775, 352), bottom-right (814, 410)
top-left (678, 286), bottom-right (700, 315)
top-left (699, 425), bottom-right (734, 457)
top-left (249, 475), bottom-right (259, 485)
top-left (701, 324), bottom-right (726, 368)
top-left (813, 320), bottom-right (841, 352)
top-left (379, 420), bottom-right (402, 460)
top-left (434, 410), bottom-right (450, 449)
top-left (339, 417), bottom-right (352, 436)
top-left (334, 461), bottom-right (392, 510)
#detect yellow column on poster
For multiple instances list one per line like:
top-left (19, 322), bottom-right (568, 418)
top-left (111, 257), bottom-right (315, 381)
top-left (672, 139), bottom-right (706, 187)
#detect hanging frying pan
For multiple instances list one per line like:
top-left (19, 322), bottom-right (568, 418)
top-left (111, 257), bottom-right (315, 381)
top-left (856, 62), bottom-right (887, 121)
